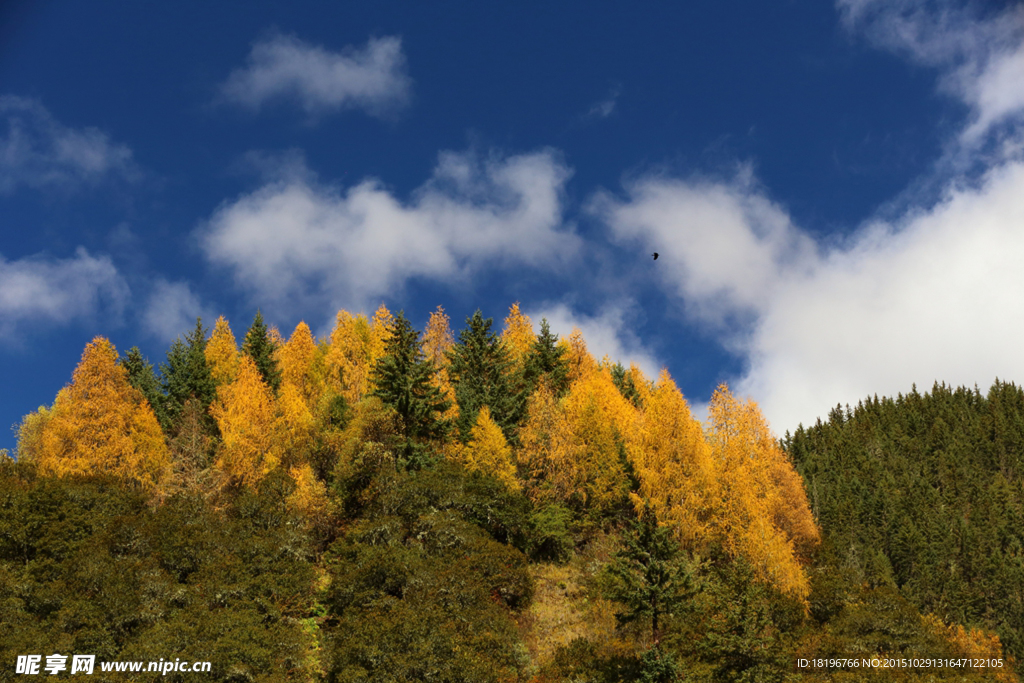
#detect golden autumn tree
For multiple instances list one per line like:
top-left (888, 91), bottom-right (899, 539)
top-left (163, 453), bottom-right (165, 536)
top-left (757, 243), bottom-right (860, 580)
top-left (326, 310), bottom-right (374, 405)
top-left (212, 355), bottom-right (283, 488)
top-left (455, 405), bottom-right (520, 492)
top-left (626, 363), bottom-right (653, 406)
top-left (205, 315), bottom-right (240, 385)
top-left (287, 463), bottom-right (337, 543)
top-left (422, 305), bottom-right (455, 368)
top-left (517, 381), bottom-right (562, 495)
top-left (275, 322), bottom-right (320, 468)
top-left (28, 337), bottom-right (171, 492)
top-left (626, 370), bottom-right (718, 546)
top-left (421, 305), bottom-right (458, 422)
top-left (520, 365), bottom-right (636, 514)
top-left (326, 305), bottom-right (393, 406)
top-left (500, 303), bottom-right (536, 371)
top-left (705, 384), bottom-right (819, 600)
top-left (564, 327), bottom-right (596, 385)
top-left (277, 321), bottom-right (317, 399)
top-left (15, 405), bottom-right (51, 463)
top-left (369, 304), bottom-right (394, 365)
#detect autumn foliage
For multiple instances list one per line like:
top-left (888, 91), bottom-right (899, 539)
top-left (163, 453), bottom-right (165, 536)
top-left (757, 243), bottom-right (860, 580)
top-left (12, 303), bottom-right (1022, 680)
top-left (212, 354), bottom-right (283, 488)
top-left (22, 337), bottom-right (170, 491)
top-left (457, 405), bottom-right (520, 492)
top-left (18, 305), bottom-right (823, 600)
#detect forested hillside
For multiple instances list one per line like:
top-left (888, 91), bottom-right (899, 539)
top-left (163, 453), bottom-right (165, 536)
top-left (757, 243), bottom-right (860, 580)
top-left (785, 382), bottom-right (1024, 665)
top-left (1, 304), bottom-right (1017, 681)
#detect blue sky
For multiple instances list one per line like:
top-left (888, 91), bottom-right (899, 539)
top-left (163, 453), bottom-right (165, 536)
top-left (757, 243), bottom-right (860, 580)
top-left (2, 0), bottom-right (1024, 451)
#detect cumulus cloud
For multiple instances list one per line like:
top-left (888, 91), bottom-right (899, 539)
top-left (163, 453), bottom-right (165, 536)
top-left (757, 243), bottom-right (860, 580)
top-left (0, 96), bottom-right (135, 193)
top-left (200, 149), bottom-right (578, 318)
top-left (220, 34), bottom-right (411, 118)
top-left (590, 171), bottom-right (817, 332)
top-left (597, 157), bottom-right (1024, 435)
top-left (0, 248), bottom-right (128, 339)
top-left (837, 0), bottom-right (1024, 145)
top-left (526, 302), bottom-right (662, 381)
top-left (141, 279), bottom-right (216, 343)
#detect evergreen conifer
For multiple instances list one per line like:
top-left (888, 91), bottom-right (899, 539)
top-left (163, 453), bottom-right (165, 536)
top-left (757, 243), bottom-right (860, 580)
top-left (605, 505), bottom-right (693, 646)
top-left (449, 310), bottom-right (526, 443)
top-left (371, 312), bottom-right (451, 468)
top-left (242, 310), bottom-right (282, 393)
top-left (160, 319), bottom-right (216, 434)
top-left (524, 318), bottom-right (569, 397)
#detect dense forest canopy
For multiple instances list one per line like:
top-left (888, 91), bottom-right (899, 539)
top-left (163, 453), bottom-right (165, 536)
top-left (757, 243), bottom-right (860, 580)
top-left (2, 304), bottom-right (1019, 682)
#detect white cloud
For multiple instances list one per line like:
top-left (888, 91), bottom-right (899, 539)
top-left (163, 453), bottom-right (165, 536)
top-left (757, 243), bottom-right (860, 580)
top-left (597, 158), bottom-right (1024, 435)
top-left (836, 0), bottom-right (1024, 146)
top-left (591, 172), bottom-right (817, 332)
top-left (526, 302), bottom-right (662, 382)
top-left (141, 279), bottom-right (216, 343)
top-left (220, 34), bottom-right (411, 118)
top-left (200, 149), bottom-right (578, 317)
top-left (0, 96), bottom-right (135, 193)
top-left (0, 248), bottom-right (128, 339)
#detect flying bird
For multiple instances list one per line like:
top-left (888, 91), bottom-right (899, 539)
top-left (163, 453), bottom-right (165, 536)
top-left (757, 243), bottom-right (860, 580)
top-left (652, 252), bottom-right (659, 260)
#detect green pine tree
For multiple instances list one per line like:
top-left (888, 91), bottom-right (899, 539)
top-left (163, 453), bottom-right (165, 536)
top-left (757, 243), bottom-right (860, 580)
top-left (605, 505), bottom-right (693, 646)
top-left (241, 310), bottom-right (281, 393)
top-left (160, 318), bottom-right (217, 436)
top-left (524, 318), bottom-right (569, 397)
top-left (371, 312), bottom-right (451, 468)
top-left (448, 310), bottom-right (526, 443)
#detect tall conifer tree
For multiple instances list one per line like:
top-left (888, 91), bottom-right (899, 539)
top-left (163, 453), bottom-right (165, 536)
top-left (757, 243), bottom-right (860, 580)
top-left (448, 310), bottom-right (526, 443)
top-left (242, 310), bottom-right (282, 393)
top-left (371, 312), bottom-right (451, 467)
top-left (525, 318), bottom-right (569, 397)
top-left (605, 505), bottom-right (692, 647)
top-left (161, 318), bottom-right (216, 434)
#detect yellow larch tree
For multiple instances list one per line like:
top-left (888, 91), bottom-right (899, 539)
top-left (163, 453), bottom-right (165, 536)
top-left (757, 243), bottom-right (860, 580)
top-left (421, 305), bottom-right (459, 423)
top-left (705, 384), bottom-right (819, 600)
top-left (520, 365), bottom-right (636, 513)
top-left (30, 337), bottom-right (171, 492)
top-left (518, 381), bottom-right (563, 499)
top-left (626, 363), bottom-right (653, 407)
top-left (275, 322), bottom-right (321, 467)
top-left (368, 303), bottom-right (394, 366)
top-left (626, 370), bottom-right (718, 547)
top-left (564, 328), bottom-right (596, 385)
top-left (326, 310), bottom-right (376, 405)
top-left (325, 305), bottom-right (394, 405)
top-left (287, 463), bottom-right (336, 540)
top-left (455, 405), bottom-right (520, 492)
top-left (205, 316), bottom-right (240, 385)
top-left (422, 305), bottom-right (454, 368)
top-left (15, 405), bottom-right (51, 463)
top-left (267, 324), bottom-right (285, 348)
top-left (278, 382), bottom-right (315, 469)
top-left (277, 321), bottom-right (318, 402)
top-left (212, 354), bottom-right (283, 488)
top-left (500, 303), bottom-right (536, 371)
